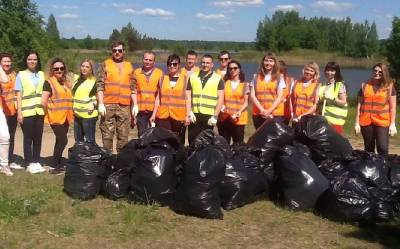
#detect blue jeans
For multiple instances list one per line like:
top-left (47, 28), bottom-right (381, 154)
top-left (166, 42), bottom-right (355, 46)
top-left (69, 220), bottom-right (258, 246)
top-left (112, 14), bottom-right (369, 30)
top-left (74, 116), bottom-right (97, 143)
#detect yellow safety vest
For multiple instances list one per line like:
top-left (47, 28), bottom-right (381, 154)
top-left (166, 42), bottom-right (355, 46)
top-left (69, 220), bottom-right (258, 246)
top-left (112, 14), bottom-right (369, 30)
top-left (319, 81), bottom-right (348, 125)
top-left (190, 72), bottom-right (221, 115)
top-left (19, 70), bottom-right (45, 117)
top-left (72, 75), bottom-right (98, 119)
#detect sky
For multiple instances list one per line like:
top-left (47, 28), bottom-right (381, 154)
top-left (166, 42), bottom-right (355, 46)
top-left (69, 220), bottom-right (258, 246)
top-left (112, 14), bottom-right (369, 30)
top-left (35, 0), bottom-right (398, 42)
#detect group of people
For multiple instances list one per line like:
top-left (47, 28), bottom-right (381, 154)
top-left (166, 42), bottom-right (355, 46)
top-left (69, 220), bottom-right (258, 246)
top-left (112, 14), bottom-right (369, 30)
top-left (0, 41), bottom-right (397, 176)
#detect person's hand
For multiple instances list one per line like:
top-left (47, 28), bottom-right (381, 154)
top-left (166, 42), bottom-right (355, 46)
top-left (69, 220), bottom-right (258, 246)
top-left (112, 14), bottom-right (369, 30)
top-left (232, 111), bottom-right (241, 120)
top-left (220, 105), bottom-right (226, 113)
top-left (131, 105), bottom-right (139, 117)
top-left (324, 91), bottom-right (335, 101)
top-left (98, 103), bottom-right (106, 116)
top-left (149, 114), bottom-right (156, 124)
top-left (189, 111), bottom-right (196, 123)
top-left (260, 108), bottom-right (271, 118)
top-left (17, 112), bottom-right (23, 124)
top-left (185, 116), bottom-right (191, 126)
top-left (87, 102), bottom-right (95, 111)
top-left (389, 123), bottom-right (397, 136)
top-left (207, 116), bottom-right (218, 126)
top-left (354, 123), bottom-right (361, 135)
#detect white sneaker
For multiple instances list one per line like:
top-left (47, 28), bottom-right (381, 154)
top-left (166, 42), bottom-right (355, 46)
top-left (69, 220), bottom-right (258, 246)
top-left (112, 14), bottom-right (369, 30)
top-left (9, 162), bottom-right (24, 170)
top-left (34, 163), bottom-right (46, 173)
top-left (1, 165), bottom-right (14, 176)
top-left (26, 163), bottom-right (45, 174)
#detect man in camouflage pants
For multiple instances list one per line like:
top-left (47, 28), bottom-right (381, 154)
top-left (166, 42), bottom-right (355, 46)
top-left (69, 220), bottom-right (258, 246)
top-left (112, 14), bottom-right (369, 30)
top-left (97, 41), bottom-right (136, 152)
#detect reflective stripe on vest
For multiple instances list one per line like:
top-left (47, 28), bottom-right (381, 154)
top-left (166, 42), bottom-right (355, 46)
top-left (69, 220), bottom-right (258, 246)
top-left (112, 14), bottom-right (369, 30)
top-left (359, 82), bottom-right (391, 127)
top-left (135, 67), bottom-right (163, 111)
top-left (19, 70), bottom-right (44, 117)
top-left (73, 76), bottom-right (98, 118)
top-left (318, 81), bottom-right (348, 125)
top-left (0, 72), bottom-right (17, 116)
top-left (45, 77), bottom-right (74, 125)
top-left (253, 74), bottom-right (284, 116)
top-left (293, 80), bottom-right (319, 117)
top-left (103, 59), bottom-right (133, 105)
top-left (220, 80), bottom-right (248, 125)
top-left (190, 72), bottom-right (221, 115)
top-left (156, 75), bottom-right (187, 121)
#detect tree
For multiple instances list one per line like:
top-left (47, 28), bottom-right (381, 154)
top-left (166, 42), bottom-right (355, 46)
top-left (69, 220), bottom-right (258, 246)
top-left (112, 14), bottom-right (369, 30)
top-left (83, 34), bottom-right (93, 49)
top-left (46, 13), bottom-right (60, 43)
top-left (120, 22), bottom-right (140, 51)
top-left (386, 16), bottom-right (400, 95)
top-left (109, 29), bottom-right (122, 44)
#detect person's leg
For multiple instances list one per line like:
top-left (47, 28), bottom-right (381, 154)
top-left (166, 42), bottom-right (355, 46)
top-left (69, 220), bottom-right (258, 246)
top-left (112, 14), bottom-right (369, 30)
top-left (232, 125), bottom-right (245, 145)
top-left (115, 105), bottom-right (130, 153)
top-left (100, 104), bottom-right (116, 151)
top-left (252, 115), bottom-right (266, 130)
top-left (82, 117), bottom-right (97, 143)
top-left (361, 125), bottom-right (375, 153)
top-left (50, 122), bottom-right (69, 167)
top-left (375, 126), bottom-right (389, 155)
top-left (6, 114), bottom-right (17, 162)
top-left (32, 115), bottom-right (44, 164)
top-left (0, 111), bottom-right (11, 175)
top-left (74, 116), bottom-right (84, 143)
top-left (136, 111), bottom-right (151, 137)
top-left (170, 118), bottom-right (186, 145)
top-left (155, 118), bottom-right (172, 130)
top-left (217, 118), bottom-right (232, 144)
top-left (21, 116), bottom-right (34, 164)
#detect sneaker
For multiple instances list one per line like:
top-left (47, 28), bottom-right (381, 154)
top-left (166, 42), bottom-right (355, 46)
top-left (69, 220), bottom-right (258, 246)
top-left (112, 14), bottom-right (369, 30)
top-left (9, 162), bottom-right (24, 170)
top-left (0, 166), bottom-right (14, 176)
top-left (34, 163), bottom-right (46, 173)
top-left (50, 167), bottom-right (65, 176)
top-left (26, 163), bottom-right (45, 174)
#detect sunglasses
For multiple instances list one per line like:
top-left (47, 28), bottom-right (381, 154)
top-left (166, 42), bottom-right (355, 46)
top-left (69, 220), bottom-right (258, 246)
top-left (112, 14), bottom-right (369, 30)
top-left (229, 67), bottom-right (239, 71)
top-left (112, 49), bottom-right (123, 53)
top-left (53, 67), bottom-right (65, 72)
top-left (167, 62), bottom-right (179, 67)
top-left (374, 69), bottom-right (383, 73)
top-left (220, 57), bottom-right (229, 61)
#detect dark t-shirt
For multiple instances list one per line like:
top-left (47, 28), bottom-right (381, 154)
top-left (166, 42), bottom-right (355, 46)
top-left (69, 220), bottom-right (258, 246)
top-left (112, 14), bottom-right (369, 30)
top-left (186, 71), bottom-right (224, 91)
top-left (358, 85), bottom-right (397, 97)
top-left (42, 80), bottom-right (60, 97)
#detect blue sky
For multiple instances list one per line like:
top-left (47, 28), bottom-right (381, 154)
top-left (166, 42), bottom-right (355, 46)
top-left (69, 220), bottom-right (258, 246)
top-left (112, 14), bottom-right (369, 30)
top-left (35, 0), bottom-right (398, 41)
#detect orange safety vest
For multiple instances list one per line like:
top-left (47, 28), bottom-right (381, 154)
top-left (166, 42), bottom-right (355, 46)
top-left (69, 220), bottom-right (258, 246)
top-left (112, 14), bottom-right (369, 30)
top-left (359, 81), bottom-right (392, 127)
top-left (45, 77), bottom-right (74, 125)
top-left (253, 74), bottom-right (284, 116)
top-left (292, 80), bottom-right (319, 117)
top-left (220, 80), bottom-right (248, 125)
top-left (103, 59), bottom-right (133, 106)
top-left (135, 67), bottom-right (163, 112)
top-left (0, 72), bottom-right (17, 116)
top-left (283, 76), bottom-right (293, 120)
top-left (156, 75), bottom-right (187, 121)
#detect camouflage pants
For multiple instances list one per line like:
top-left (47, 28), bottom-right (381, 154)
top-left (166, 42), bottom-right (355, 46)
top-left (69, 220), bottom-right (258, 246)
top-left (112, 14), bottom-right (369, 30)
top-left (100, 104), bottom-right (130, 153)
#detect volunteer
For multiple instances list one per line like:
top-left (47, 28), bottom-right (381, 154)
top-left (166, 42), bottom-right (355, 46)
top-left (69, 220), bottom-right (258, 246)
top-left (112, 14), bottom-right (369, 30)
top-left (355, 63), bottom-right (397, 155)
top-left (279, 60), bottom-right (294, 125)
top-left (72, 59), bottom-right (98, 144)
top-left (0, 62), bottom-right (13, 176)
top-left (318, 62), bottom-right (348, 134)
top-left (217, 60), bottom-right (249, 144)
top-left (15, 50), bottom-right (46, 174)
top-left (180, 50), bottom-right (199, 78)
top-left (97, 41), bottom-right (135, 152)
top-left (251, 52), bottom-right (286, 129)
top-left (0, 53), bottom-right (23, 170)
top-left (186, 54), bottom-right (224, 145)
top-left (42, 58), bottom-right (73, 174)
top-left (215, 51), bottom-right (231, 78)
top-left (150, 54), bottom-right (187, 144)
top-left (133, 51), bottom-right (163, 136)
top-left (290, 62), bottom-right (320, 123)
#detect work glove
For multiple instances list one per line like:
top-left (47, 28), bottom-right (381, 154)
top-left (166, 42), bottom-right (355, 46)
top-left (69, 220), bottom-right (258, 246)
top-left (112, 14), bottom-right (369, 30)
top-left (131, 105), bottom-right (139, 117)
top-left (189, 111), bottom-right (196, 123)
top-left (354, 123), bottom-right (361, 135)
top-left (220, 105), bottom-right (226, 113)
top-left (389, 123), bottom-right (397, 136)
top-left (98, 103), bottom-right (106, 116)
top-left (207, 116), bottom-right (218, 126)
top-left (324, 91), bottom-right (335, 100)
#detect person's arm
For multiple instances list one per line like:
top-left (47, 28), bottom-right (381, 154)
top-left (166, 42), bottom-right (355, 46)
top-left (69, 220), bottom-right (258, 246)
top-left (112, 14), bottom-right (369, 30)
top-left (250, 74), bottom-right (266, 114)
top-left (265, 87), bottom-right (284, 117)
top-left (299, 84), bottom-right (320, 118)
top-left (16, 91), bottom-right (23, 124)
top-left (150, 91), bottom-right (160, 123)
top-left (335, 92), bottom-right (347, 106)
top-left (41, 91), bottom-right (51, 114)
top-left (185, 89), bottom-right (192, 125)
top-left (214, 89), bottom-right (224, 117)
top-left (0, 65), bottom-right (7, 83)
top-left (96, 62), bottom-right (106, 105)
top-left (389, 95), bottom-right (397, 125)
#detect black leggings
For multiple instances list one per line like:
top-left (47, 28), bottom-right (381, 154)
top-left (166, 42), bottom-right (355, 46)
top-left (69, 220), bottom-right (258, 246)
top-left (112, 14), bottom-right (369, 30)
top-left (6, 114), bottom-right (17, 161)
top-left (156, 117), bottom-right (186, 145)
top-left (21, 115), bottom-right (44, 164)
top-left (361, 125), bottom-right (389, 155)
top-left (51, 122), bottom-right (69, 167)
top-left (188, 113), bottom-right (213, 146)
top-left (217, 118), bottom-right (244, 145)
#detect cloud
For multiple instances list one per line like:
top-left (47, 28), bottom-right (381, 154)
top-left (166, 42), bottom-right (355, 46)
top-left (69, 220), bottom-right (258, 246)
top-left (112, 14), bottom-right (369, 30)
top-left (58, 13), bottom-right (79, 19)
top-left (211, 0), bottom-right (263, 8)
top-left (51, 5), bottom-right (79, 9)
top-left (200, 26), bottom-right (216, 31)
top-left (102, 2), bottom-right (130, 8)
top-left (271, 4), bottom-right (303, 12)
top-left (121, 8), bottom-right (175, 17)
top-left (313, 1), bottom-right (355, 12)
top-left (196, 13), bottom-right (226, 20)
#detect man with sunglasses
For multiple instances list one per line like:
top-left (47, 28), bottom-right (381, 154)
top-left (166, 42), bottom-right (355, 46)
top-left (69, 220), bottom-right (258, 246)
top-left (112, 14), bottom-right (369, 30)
top-left (133, 51), bottom-right (163, 137)
top-left (186, 54), bottom-right (224, 145)
top-left (215, 50), bottom-right (231, 78)
top-left (96, 41), bottom-right (135, 152)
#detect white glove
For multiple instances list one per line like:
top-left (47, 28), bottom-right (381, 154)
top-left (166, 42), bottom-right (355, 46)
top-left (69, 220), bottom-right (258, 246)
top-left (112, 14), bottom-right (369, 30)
top-left (189, 111), bottom-right (196, 123)
top-left (324, 91), bottom-right (335, 100)
top-left (220, 105), bottom-right (226, 113)
top-left (389, 123), bottom-right (397, 136)
top-left (98, 103), bottom-right (106, 116)
top-left (131, 105), bottom-right (139, 117)
top-left (207, 116), bottom-right (218, 126)
top-left (354, 123), bottom-right (361, 135)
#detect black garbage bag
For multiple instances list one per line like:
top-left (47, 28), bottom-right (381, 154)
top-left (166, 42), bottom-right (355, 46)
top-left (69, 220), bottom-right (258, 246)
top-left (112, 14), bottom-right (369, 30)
top-left (315, 172), bottom-right (376, 222)
top-left (189, 129), bottom-right (232, 158)
top-left (174, 146), bottom-right (226, 219)
top-left (275, 145), bottom-right (329, 211)
top-left (385, 154), bottom-right (400, 188)
top-left (294, 115), bottom-right (353, 162)
top-left (318, 159), bottom-right (347, 181)
top-left (64, 142), bottom-right (112, 200)
top-left (115, 139), bottom-right (140, 169)
top-left (139, 127), bottom-right (183, 151)
top-left (104, 167), bottom-right (131, 200)
top-left (293, 140), bottom-right (311, 157)
top-left (128, 146), bottom-right (178, 206)
top-left (247, 119), bottom-right (294, 163)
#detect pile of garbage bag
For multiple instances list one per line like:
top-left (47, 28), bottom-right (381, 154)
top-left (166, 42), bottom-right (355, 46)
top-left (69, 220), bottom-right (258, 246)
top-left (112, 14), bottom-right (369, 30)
top-left (63, 116), bottom-right (400, 224)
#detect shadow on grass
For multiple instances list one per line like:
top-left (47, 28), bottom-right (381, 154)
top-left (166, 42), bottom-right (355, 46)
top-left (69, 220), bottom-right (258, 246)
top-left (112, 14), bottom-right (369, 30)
top-left (343, 221), bottom-right (400, 248)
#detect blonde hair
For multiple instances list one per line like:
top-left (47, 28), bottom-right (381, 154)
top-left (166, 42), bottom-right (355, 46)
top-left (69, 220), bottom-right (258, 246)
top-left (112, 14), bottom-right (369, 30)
top-left (372, 63), bottom-right (393, 88)
top-left (302, 62), bottom-right (320, 82)
top-left (259, 52), bottom-right (280, 81)
top-left (80, 59), bottom-right (95, 79)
